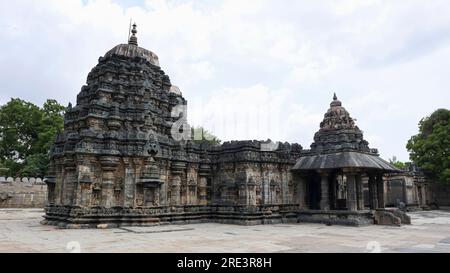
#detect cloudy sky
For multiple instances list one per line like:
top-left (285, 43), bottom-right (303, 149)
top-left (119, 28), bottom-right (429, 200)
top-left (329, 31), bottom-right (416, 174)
top-left (1, 0), bottom-right (449, 161)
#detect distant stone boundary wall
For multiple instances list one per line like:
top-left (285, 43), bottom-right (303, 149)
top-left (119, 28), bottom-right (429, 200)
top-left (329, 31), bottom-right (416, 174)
top-left (0, 177), bottom-right (47, 208)
top-left (428, 183), bottom-right (450, 208)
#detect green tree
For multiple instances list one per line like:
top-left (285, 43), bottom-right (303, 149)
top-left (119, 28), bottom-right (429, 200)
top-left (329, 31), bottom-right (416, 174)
top-left (0, 98), bottom-right (65, 177)
top-left (36, 99), bottom-right (65, 154)
top-left (20, 153), bottom-right (49, 177)
top-left (0, 98), bottom-right (42, 161)
top-left (389, 156), bottom-right (407, 170)
top-left (407, 109), bottom-right (450, 184)
top-left (191, 126), bottom-right (221, 145)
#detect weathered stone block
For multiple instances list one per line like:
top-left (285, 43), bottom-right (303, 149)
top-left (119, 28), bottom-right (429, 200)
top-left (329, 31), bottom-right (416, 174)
top-left (392, 209), bottom-right (411, 225)
top-left (374, 210), bottom-right (401, 226)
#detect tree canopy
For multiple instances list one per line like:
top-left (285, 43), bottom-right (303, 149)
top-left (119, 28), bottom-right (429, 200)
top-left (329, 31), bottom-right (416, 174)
top-left (389, 156), bottom-right (407, 170)
top-left (191, 126), bottom-right (221, 145)
top-left (407, 108), bottom-right (450, 184)
top-left (0, 98), bottom-right (65, 177)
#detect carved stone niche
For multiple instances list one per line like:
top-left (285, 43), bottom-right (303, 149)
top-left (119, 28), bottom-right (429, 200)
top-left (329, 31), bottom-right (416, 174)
top-left (246, 178), bottom-right (257, 206)
top-left (138, 158), bottom-right (162, 186)
top-left (113, 177), bottom-right (124, 204)
top-left (236, 181), bottom-right (247, 194)
top-left (92, 182), bottom-right (102, 206)
top-left (270, 179), bottom-right (277, 188)
top-left (187, 178), bottom-right (197, 198)
top-left (137, 157), bottom-right (163, 207)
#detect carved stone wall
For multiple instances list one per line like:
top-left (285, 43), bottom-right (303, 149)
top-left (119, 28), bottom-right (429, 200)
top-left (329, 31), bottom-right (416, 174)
top-left (209, 141), bottom-right (301, 207)
top-left (383, 167), bottom-right (450, 209)
top-left (41, 37), bottom-right (305, 227)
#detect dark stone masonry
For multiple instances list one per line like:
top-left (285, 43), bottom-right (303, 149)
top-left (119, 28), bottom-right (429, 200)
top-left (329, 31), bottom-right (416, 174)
top-left (40, 25), bottom-right (426, 228)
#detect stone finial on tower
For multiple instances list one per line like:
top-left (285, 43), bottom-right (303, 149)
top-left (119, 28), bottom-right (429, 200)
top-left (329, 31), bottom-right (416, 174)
top-left (330, 92), bottom-right (342, 107)
top-left (128, 23), bottom-right (138, 46)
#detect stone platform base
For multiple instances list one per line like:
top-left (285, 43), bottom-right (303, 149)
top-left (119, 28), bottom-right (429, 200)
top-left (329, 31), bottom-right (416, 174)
top-left (43, 205), bottom-right (411, 228)
top-left (297, 210), bottom-right (374, 226)
top-left (42, 204), bottom-right (299, 229)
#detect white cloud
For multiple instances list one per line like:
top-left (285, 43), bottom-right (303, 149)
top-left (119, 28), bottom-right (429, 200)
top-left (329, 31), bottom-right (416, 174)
top-left (1, 0), bottom-right (450, 162)
top-left (187, 83), bottom-right (326, 151)
top-left (188, 84), bottom-right (288, 141)
top-left (330, 0), bottom-right (381, 16)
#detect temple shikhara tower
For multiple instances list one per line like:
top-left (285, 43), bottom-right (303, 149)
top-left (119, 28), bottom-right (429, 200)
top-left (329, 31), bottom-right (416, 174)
top-left (43, 25), bottom-right (406, 228)
top-left (292, 94), bottom-right (404, 225)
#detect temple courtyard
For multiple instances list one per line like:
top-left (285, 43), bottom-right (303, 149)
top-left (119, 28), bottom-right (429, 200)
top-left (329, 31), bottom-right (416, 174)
top-left (0, 209), bottom-right (449, 253)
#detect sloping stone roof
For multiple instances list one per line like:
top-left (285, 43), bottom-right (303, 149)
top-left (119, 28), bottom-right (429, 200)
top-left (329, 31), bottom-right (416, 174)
top-left (293, 94), bottom-right (401, 173)
top-left (293, 151), bottom-right (402, 172)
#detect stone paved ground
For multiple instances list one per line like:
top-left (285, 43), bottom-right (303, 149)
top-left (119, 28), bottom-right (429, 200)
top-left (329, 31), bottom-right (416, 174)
top-left (0, 209), bottom-right (450, 253)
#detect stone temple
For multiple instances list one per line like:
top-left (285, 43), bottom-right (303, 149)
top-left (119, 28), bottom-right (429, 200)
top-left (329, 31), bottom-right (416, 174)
top-left (43, 25), bottom-right (406, 228)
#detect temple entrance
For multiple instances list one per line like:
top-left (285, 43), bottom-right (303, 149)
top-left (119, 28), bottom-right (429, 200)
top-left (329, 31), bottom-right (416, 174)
top-left (307, 173), bottom-right (321, 209)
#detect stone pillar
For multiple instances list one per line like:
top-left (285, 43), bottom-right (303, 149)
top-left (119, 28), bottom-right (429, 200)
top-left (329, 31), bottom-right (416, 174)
top-left (188, 183), bottom-right (197, 205)
top-left (171, 161), bottom-right (187, 205)
top-left (356, 174), bottom-right (364, 210)
top-left (420, 185), bottom-right (427, 207)
top-left (75, 157), bottom-right (94, 207)
top-left (62, 161), bottom-right (76, 206)
top-left (54, 164), bottom-right (64, 205)
top-left (295, 173), bottom-right (307, 210)
top-left (281, 168), bottom-right (289, 204)
top-left (269, 180), bottom-right (277, 205)
top-left (100, 156), bottom-right (119, 208)
top-left (262, 172), bottom-right (270, 205)
top-left (376, 174), bottom-right (385, 208)
top-left (44, 163), bottom-right (57, 205)
top-left (368, 173), bottom-right (378, 209)
top-left (198, 177), bottom-right (208, 205)
top-left (79, 181), bottom-right (92, 207)
top-left (123, 158), bottom-right (135, 207)
top-left (46, 183), bottom-right (56, 205)
top-left (402, 178), bottom-right (408, 205)
top-left (101, 170), bottom-right (114, 208)
top-left (170, 176), bottom-right (181, 205)
top-left (318, 171), bottom-right (330, 211)
top-left (154, 188), bottom-right (160, 206)
top-left (248, 182), bottom-right (257, 206)
top-left (237, 183), bottom-right (247, 205)
top-left (198, 164), bottom-right (212, 206)
top-left (344, 169), bottom-right (357, 211)
top-left (329, 173), bottom-right (336, 210)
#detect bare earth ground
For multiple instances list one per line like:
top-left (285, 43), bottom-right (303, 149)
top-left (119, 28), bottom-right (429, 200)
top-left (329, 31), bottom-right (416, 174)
top-left (0, 209), bottom-right (449, 253)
